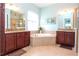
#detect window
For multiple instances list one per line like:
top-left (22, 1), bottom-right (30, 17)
top-left (27, 11), bottom-right (39, 31)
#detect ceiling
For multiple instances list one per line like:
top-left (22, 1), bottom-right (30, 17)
top-left (33, 3), bottom-right (53, 8)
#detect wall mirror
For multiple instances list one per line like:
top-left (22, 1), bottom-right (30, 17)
top-left (5, 5), bottom-right (25, 32)
top-left (64, 18), bottom-right (71, 29)
top-left (58, 9), bottom-right (74, 29)
top-left (10, 10), bottom-right (25, 31)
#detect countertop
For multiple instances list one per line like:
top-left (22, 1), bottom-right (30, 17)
top-left (57, 29), bottom-right (75, 32)
top-left (5, 30), bottom-right (29, 33)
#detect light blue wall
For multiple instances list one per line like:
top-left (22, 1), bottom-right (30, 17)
top-left (40, 6), bottom-right (58, 31)
top-left (40, 3), bottom-right (79, 31)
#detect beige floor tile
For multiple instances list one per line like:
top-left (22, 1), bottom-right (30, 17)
top-left (6, 46), bottom-right (77, 56)
top-left (22, 46), bottom-right (77, 56)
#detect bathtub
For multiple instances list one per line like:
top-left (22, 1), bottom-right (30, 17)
top-left (31, 33), bottom-right (56, 37)
top-left (30, 33), bottom-right (56, 47)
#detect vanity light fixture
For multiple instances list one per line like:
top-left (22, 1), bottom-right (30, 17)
top-left (5, 3), bottom-right (22, 13)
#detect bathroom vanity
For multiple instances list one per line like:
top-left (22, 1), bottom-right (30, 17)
top-left (5, 31), bottom-right (30, 54)
top-left (56, 29), bottom-right (75, 47)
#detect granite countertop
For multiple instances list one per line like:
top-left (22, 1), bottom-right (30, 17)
top-left (5, 30), bottom-right (29, 33)
top-left (58, 29), bottom-right (75, 32)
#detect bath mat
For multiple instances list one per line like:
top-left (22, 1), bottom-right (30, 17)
top-left (6, 49), bottom-right (26, 56)
top-left (60, 45), bottom-right (72, 50)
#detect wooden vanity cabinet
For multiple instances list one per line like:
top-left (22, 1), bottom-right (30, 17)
top-left (5, 33), bottom-right (16, 53)
top-left (5, 31), bottom-right (30, 55)
top-left (0, 3), bottom-right (5, 55)
top-left (64, 32), bottom-right (75, 46)
top-left (64, 32), bottom-right (70, 45)
top-left (16, 32), bottom-right (30, 48)
top-left (24, 32), bottom-right (30, 46)
top-left (16, 32), bottom-right (25, 49)
top-left (56, 31), bottom-right (75, 47)
top-left (56, 31), bottom-right (64, 44)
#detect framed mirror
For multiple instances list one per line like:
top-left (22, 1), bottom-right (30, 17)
top-left (64, 18), bottom-right (72, 29)
top-left (10, 10), bottom-right (25, 31)
top-left (5, 9), bottom-right (25, 31)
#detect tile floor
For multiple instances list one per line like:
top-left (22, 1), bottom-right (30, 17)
top-left (6, 46), bottom-right (77, 56)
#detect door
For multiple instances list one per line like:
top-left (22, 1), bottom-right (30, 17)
top-left (24, 32), bottom-right (30, 46)
top-left (64, 32), bottom-right (75, 47)
top-left (56, 31), bottom-right (64, 44)
top-left (64, 32), bottom-right (70, 45)
top-left (5, 33), bottom-right (16, 53)
top-left (68, 32), bottom-right (75, 46)
top-left (16, 32), bottom-right (25, 49)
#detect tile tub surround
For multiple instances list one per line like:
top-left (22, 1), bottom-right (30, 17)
top-left (30, 32), bottom-right (56, 47)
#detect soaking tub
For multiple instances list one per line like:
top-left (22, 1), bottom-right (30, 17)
top-left (30, 33), bottom-right (56, 47)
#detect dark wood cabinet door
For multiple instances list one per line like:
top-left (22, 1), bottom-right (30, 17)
top-left (64, 32), bottom-right (75, 47)
top-left (24, 32), bottom-right (30, 46)
top-left (64, 32), bottom-right (70, 45)
top-left (56, 31), bottom-right (64, 44)
top-left (5, 33), bottom-right (16, 53)
top-left (16, 32), bottom-right (25, 49)
top-left (68, 32), bottom-right (75, 47)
